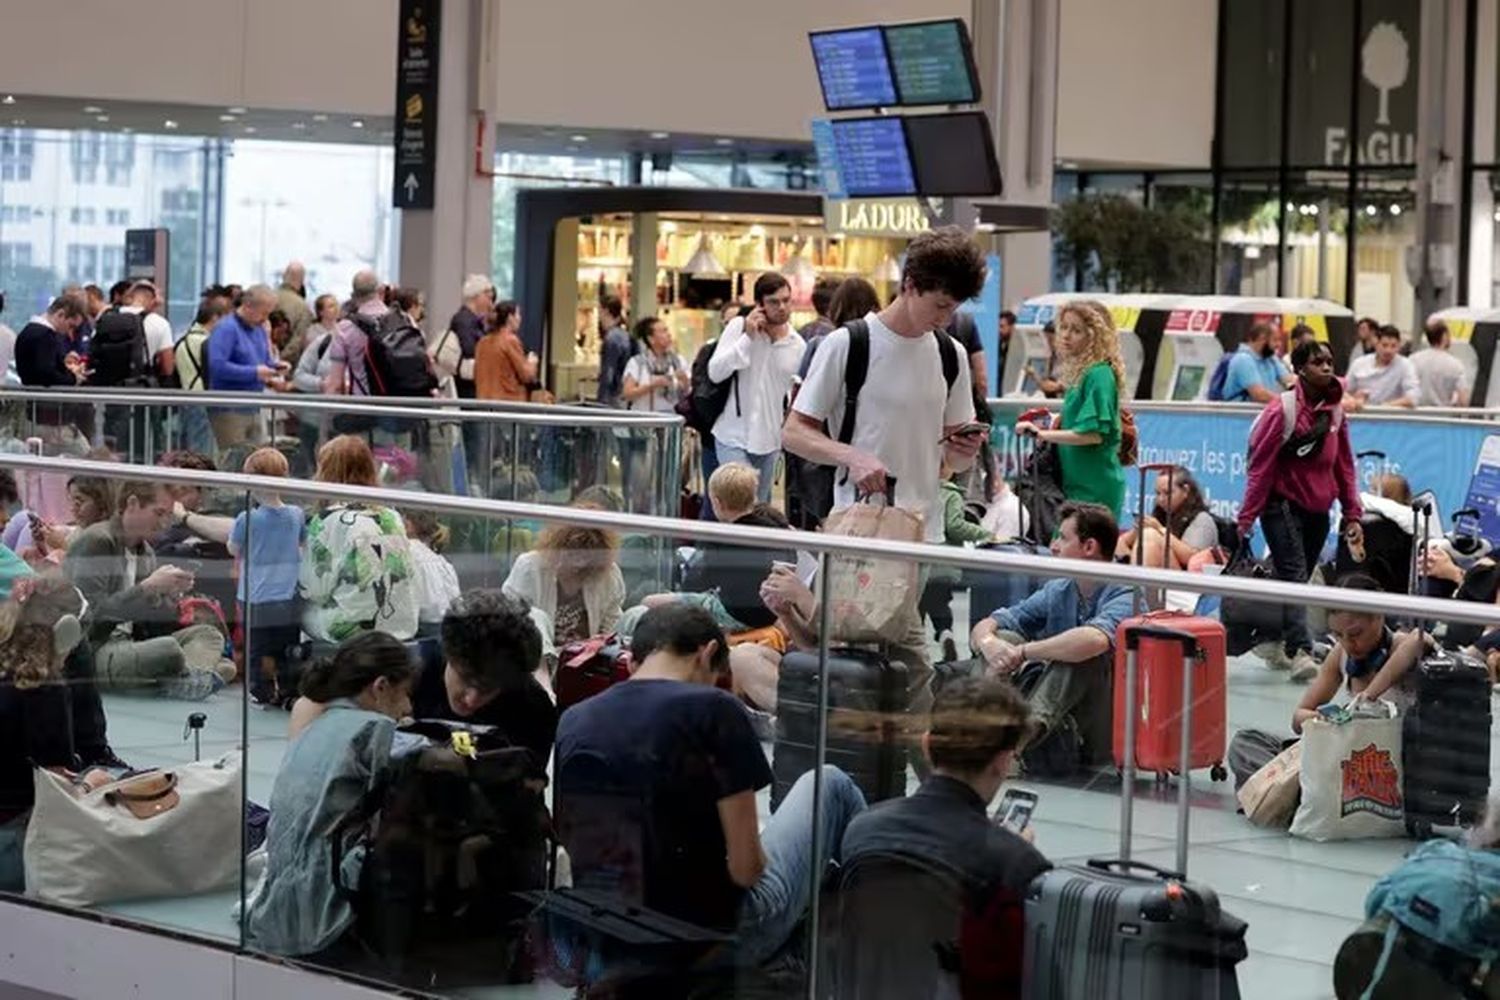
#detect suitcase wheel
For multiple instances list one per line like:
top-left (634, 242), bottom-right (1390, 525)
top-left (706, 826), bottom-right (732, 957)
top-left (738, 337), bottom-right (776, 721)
top-left (1210, 764), bottom-right (1228, 783)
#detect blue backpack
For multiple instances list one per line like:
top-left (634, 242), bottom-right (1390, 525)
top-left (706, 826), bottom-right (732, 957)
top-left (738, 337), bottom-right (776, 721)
top-left (1206, 352), bottom-right (1235, 401)
top-left (1359, 840), bottom-right (1500, 998)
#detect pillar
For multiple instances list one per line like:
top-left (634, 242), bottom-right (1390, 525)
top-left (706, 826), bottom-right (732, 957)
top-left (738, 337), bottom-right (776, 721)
top-left (1411, 0), bottom-right (1466, 323)
top-left (396, 0), bottom-right (496, 329)
top-left (1468, 0), bottom-right (1497, 308)
top-left (972, 0), bottom-right (1060, 307)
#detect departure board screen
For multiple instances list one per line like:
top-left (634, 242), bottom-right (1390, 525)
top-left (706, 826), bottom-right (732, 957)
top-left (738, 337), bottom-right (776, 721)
top-left (809, 27), bottom-right (898, 111)
top-left (828, 117), bottom-right (916, 197)
top-left (884, 19), bottom-right (980, 106)
top-left (904, 111), bottom-right (1002, 196)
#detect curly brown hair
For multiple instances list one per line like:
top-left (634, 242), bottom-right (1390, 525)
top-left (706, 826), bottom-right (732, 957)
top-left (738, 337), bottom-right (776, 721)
top-left (0, 575), bottom-right (83, 689)
top-left (901, 226), bottom-right (986, 302)
top-left (535, 503), bottom-right (619, 584)
top-left (316, 435), bottom-right (378, 488)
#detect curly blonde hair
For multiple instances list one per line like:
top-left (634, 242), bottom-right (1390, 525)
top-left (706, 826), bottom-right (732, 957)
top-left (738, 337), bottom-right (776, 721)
top-left (0, 575), bottom-right (83, 689)
top-left (1057, 300), bottom-right (1127, 397)
top-left (535, 503), bottom-right (619, 585)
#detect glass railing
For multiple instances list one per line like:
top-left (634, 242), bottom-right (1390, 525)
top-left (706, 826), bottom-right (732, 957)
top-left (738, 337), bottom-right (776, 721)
top-left (0, 452), bottom-right (1495, 999)
top-left (0, 387), bottom-right (683, 519)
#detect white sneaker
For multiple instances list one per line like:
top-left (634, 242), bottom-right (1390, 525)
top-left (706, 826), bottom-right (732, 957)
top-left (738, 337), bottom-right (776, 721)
top-left (1289, 651), bottom-right (1320, 684)
top-left (1255, 642), bottom-right (1291, 671)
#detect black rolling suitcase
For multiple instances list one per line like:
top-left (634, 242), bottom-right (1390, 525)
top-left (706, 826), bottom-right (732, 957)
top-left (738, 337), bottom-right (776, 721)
top-left (1399, 495), bottom-right (1492, 839)
top-left (1023, 623), bottom-right (1247, 999)
top-left (1402, 648), bottom-right (1492, 838)
top-left (770, 648), bottom-right (909, 809)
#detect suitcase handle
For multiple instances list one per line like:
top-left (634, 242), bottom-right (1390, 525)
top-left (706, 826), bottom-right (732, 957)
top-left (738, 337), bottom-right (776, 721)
top-left (1123, 624), bottom-right (1199, 654)
top-left (1086, 858), bottom-right (1186, 882)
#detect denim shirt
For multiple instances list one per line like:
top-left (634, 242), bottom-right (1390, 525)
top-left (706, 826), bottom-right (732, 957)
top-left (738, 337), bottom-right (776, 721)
top-left (245, 701), bottom-right (395, 956)
top-left (990, 578), bottom-right (1134, 648)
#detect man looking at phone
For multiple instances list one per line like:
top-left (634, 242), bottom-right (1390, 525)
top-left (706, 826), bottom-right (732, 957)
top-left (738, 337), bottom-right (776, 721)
top-left (840, 675), bottom-right (1051, 998)
top-left (207, 283), bottom-right (285, 450)
top-left (708, 274), bottom-right (806, 503)
top-left (64, 481), bottom-right (231, 700)
top-left (969, 502), bottom-right (1134, 775)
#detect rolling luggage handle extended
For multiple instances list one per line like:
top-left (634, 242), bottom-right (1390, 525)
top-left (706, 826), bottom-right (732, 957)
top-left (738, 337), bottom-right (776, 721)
top-left (1120, 623), bottom-right (1200, 875)
top-left (1132, 462), bottom-right (1178, 615)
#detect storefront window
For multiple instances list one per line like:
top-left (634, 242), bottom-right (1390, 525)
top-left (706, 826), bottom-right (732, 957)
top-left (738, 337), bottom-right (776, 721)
top-left (221, 140), bottom-right (397, 300)
top-left (1217, 173), bottom-right (1282, 295)
top-left (1350, 171), bottom-right (1416, 325)
top-left (0, 127), bottom-right (213, 324)
top-left (1282, 174), bottom-right (1350, 303)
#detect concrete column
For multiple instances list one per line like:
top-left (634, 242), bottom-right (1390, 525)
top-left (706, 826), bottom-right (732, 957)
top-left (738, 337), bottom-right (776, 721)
top-left (628, 213), bottom-right (659, 324)
top-left (1468, 0), bottom-right (1497, 307)
top-left (1411, 0), bottom-right (1466, 323)
top-left (972, 0), bottom-right (1060, 306)
top-left (396, 0), bottom-right (496, 328)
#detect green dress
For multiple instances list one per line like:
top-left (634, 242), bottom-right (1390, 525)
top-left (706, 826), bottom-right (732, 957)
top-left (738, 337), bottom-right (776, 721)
top-left (1058, 361), bottom-right (1125, 517)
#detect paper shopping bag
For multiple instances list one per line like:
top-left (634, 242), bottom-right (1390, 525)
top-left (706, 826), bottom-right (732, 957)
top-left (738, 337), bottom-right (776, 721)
top-left (822, 500), bottom-right (924, 644)
top-left (1290, 704), bottom-right (1405, 841)
top-left (1238, 741), bottom-right (1303, 829)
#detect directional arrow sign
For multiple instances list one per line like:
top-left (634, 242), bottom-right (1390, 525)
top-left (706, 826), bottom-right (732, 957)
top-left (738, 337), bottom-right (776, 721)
top-left (392, 0), bottom-right (439, 209)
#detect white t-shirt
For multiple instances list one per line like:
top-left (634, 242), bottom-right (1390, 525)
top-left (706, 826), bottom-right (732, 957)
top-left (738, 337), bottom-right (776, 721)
top-left (122, 306), bottom-right (175, 362)
top-left (1346, 353), bottom-right (1418, 405)
top-left (0, 323), bottom-right (15, 384)
top-left (707, 317), bottom-right (805, 454)
top-left (1409, 347), bottom-right (1471, 407)
top-left (623, 351), bottom-right (688, 413)
top-left (409, 538), bottom-right (461, 624)
top-left (792, 312), bottom-right (974, 543)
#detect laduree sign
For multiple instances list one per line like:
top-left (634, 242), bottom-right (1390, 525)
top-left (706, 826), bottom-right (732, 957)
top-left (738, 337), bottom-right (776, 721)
top-left (823, 197), bottom-right (933, 237)
top-left (392, 0), bottom-right (440, 210)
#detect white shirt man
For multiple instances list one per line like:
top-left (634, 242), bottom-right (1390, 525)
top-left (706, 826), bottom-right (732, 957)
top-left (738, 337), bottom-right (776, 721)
top-left (1410, 322), bottom-right (1472, 408)
top-left (784, 227), bottom-right (985, 544)
top-left (707, 277), bottom-right (805, 502)
top-left (1344, 326), bottom-right (1417, 409)
top-left (120, 281), bottom-right (176, 380)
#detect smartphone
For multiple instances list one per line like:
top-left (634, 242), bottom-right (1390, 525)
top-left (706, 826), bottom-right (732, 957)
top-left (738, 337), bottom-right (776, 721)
top-left (995, 788), bottom-right (1039, 834)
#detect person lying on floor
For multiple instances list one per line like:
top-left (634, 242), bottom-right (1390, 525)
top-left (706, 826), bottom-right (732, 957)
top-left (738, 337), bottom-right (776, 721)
top-left (246, 632), bottom-right (417, 958)
top-left (554, 604), bottom-right (865, 973)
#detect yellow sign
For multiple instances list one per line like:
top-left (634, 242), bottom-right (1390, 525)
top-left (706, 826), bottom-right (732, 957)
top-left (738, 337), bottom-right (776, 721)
top-left (1109, 306), bottom-right (1142, 332)
top-left (1284, 314), bottom-right (1329, 342)
top-left (1448, 319), bottom-right (1476, 343)
top-left (824, 198), bottom-right (932, 238)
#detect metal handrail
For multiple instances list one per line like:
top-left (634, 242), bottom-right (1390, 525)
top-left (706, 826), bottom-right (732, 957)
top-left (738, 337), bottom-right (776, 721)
top-left (990, 396), bottom-right (1499, 426)
top-left (0, 385), bottom-right (679, 420)
top-left (0, 388), bottom-right (681, 429)
top-left (10, 453), bottom-right (1500, 627)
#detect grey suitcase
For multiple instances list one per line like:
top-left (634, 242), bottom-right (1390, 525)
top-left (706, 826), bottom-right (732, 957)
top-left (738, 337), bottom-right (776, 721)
top-left (1022, 623), bottom-right (1248, 999)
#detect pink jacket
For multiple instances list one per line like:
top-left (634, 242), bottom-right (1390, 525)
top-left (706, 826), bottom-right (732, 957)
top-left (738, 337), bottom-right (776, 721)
top-left (1237, 378), bottom-right (1362, 533)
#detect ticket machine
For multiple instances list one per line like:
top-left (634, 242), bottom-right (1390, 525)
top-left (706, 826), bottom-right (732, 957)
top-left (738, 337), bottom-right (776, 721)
top-left (1148, 296), bottom-right (1356, 398)
top-left (1424, 306), bottom-right (1499, 407)
top-left (1004, 293), bottom-right (1172, 399)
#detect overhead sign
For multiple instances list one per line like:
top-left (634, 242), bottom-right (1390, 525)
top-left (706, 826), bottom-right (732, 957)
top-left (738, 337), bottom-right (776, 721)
top-left (393, 0), bottom-right (440, 210)
top-left (1165, 309), bottom-right (1222, 335)
top-left (823, 197), bottom-right (933, 237)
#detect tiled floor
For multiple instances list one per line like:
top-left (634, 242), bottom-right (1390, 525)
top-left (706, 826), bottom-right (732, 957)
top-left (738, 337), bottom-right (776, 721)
top-left (57, 637), bottom-right (1491, 1000)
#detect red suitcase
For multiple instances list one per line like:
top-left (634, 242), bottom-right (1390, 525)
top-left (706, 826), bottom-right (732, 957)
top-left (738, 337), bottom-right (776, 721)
top-left (1112, 610), bottom-right (1228, 780)
top-left (1114, 462), bottom-right (1229, 781)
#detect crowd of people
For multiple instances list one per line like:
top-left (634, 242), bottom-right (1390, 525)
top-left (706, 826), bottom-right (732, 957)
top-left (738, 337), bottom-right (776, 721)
top-left (0, 227), bottom-right (1494, 996)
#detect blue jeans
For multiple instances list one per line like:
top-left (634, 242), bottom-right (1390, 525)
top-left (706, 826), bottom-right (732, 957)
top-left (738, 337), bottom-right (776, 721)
top-left (713, 444), bottom-right (777, 504)
top-left (0, 813), bottom-right (25, 892)
top-left (699, 435), bottom-right (721, 521)
top-left (736, 766), bottom-right (866, 965)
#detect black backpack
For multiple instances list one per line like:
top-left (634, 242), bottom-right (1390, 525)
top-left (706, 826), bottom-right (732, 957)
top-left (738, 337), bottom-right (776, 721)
top-left (88, 307), bottom-right (153, 388)
top-left (676, 338), bottom-right (739, 436)
top-left (330, 720), bottom-right (549, 986)
top-left (361, 312), bottom-right (438, 397)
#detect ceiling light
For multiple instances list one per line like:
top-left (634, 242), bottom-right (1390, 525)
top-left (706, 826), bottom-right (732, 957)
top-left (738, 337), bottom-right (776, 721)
top-left (11, 119), bottom-right (26, 126)
top-left (351, 119), bottom-right (365, 129)
top-left (660, 220), bottom-right (678, 233)
top-left (291, 121), bottom-right (306, 130)
top-left (121, 127), bottom-right (133, 134)
top-left (1306, 204), bottom-right (1319, 216)
top-left (1, 96), bottom-right (13, 105)
top-left (219, 113), bottom-right (237, 122)
top-left (83, 105), bottom-right (103, 114)
top-left (227, 106), bottom-right (247, 114)
top-left (1390, 204), bottom-right (1402, 216)
top-left (94, 115), bottom-right (110, 123)
top-left (570, 134), bottom-right (588, 143)
top-left (1365, 204), bottom-right (1378, 216)
top-left (683, 233), bottom-right (726, 276)
top-left (311, 113), bottom-right (329, 122)
top-left (715, 138), bottom-right (734, 146)
top-left (163, 119), bottom-right (179, 130)
top-left (243, 126), bottom-right (257, 134)
top-left (650, 131), bottom-right (670, 140)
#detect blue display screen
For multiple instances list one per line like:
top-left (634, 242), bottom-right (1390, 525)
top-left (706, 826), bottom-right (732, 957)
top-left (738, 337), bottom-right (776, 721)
top-left (828, 117), bottom-right (916, 197)
top-left (810, 28), bottom-right (897, 110)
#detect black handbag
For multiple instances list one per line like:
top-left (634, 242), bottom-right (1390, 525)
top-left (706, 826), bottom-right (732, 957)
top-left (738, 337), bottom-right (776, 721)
top-left (1219, 541), bottom-right (1283, 655)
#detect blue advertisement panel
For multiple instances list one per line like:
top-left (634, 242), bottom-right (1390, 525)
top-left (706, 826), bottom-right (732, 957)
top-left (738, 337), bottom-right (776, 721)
top-left (958, 252), bottom-right (1002, 388)
top-left (991, 402), bottom-right (1493, 541)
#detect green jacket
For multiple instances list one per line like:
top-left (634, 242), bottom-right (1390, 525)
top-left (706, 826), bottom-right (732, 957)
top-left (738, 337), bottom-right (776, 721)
top-left (940, 480), bottom-right (992, 546)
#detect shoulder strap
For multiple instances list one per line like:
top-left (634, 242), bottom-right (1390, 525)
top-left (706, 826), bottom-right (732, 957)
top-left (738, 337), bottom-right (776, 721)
top-left (1278, 390), bottom-right (1297, 446)
top-left (837, 320), bottom-right (871, 446)
top-left (933, 329), bottom-right (960, 391)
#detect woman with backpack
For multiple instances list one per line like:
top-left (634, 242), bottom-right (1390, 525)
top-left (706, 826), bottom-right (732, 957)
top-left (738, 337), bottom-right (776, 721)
top-left (1014, 300), bottom-right (1126, 518)
top-left (1237, 339), bottom-right (1364, 682)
